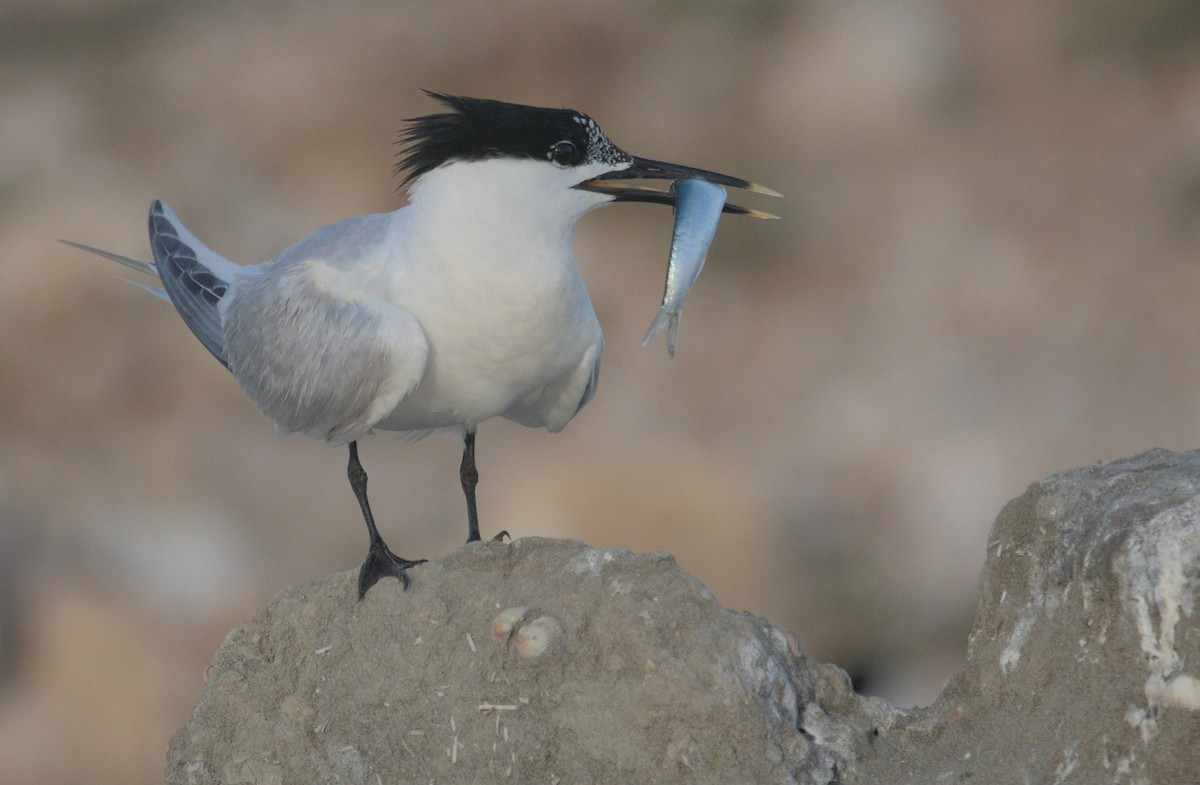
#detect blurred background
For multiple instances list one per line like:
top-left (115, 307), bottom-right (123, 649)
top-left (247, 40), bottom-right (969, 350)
top-left (5, 0), bottom-right (1200, 781)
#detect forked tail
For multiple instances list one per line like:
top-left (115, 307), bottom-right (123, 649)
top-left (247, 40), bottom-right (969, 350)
top-left (61, 201), bottom-right (239, 369)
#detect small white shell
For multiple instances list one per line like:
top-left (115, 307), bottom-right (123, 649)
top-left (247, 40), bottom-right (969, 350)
top-left (490, 607), bottom-right (530, 645)
top-left (513, 615), bottom-right (562, 660)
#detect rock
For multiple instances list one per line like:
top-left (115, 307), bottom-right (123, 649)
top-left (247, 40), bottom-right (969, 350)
top-left (846, 448), bottom-right (1200, 784)
top-left (167, 449), bottom-right (1200, 784)
top-left (166, 538), bottom-right (892, 785)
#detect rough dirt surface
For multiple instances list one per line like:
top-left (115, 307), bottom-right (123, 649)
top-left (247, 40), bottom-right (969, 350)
top-left (166, 538), bottom-right (893, 785)
top-left (168, 449), bottom-right (1200, 784)
top-left (846, 448), bottom-right (1200, 784)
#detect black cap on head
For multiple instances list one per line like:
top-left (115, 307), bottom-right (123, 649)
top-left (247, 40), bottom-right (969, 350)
top-left (395, 91), bottom-right (631, 188)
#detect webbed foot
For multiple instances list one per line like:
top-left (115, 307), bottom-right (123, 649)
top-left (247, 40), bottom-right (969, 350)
top-left (358, 540), bottom-right (426, 599)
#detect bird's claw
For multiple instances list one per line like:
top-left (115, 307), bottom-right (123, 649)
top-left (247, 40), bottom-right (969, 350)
top-left (492, 530), bottom-right (510, 543)
top-left (357, 541), bottom-right (426, 599)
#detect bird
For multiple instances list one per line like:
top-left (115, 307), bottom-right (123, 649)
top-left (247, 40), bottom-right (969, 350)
top-left (62, 91), bottom-right (778, 598)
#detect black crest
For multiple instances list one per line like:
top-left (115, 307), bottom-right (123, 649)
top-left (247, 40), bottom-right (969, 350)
top-left (395, 91), bottom-right (630, 188)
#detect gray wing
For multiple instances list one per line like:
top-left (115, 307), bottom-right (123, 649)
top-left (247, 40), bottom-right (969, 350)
top-left (148, 199), bottom-right (235, 369)
top-left (223, 267), bottom-right (429, 444)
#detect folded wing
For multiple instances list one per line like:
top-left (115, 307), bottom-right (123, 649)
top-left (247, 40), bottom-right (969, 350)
top-left (148, 199), bottom-right (243, 369)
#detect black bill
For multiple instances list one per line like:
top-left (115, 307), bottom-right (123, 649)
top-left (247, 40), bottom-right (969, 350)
top-left (575, 156), bottom-right (780, 219)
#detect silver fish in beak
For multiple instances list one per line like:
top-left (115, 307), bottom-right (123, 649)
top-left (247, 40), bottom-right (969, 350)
top-left (642, 178), bottom-right (728, 356)
top-left (576, 156), bottom-right (779, 356)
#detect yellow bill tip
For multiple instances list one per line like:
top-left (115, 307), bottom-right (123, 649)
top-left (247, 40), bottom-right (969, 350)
top-left (746, 182), bottom-right (783, 198)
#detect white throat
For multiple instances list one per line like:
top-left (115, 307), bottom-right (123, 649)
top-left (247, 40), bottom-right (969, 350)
top-left (404, 158), bottom-right (614, 259)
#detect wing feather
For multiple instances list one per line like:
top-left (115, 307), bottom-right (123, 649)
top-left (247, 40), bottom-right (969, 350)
top-left (223, 265), bottom-right (428, 444)
top-left (148, 200), bottom-right (237, 368)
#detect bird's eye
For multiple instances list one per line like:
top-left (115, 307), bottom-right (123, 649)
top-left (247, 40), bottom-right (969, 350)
top-left (550, 141), bottom-right (577, 166)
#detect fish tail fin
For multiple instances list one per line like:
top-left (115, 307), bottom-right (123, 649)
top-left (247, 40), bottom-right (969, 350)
top-left (642, 308), bottom-right (680, 358)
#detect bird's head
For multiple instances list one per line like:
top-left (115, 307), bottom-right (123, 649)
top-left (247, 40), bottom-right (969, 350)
top-left (396, 91), bottom-right (777, 225)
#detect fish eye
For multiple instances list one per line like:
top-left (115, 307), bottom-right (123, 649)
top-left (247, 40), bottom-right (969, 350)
top-left (550, 140), bottom-right (577, 166)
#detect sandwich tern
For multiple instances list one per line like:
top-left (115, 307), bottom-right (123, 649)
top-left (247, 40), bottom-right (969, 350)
top-left (62, 91), bottom-right (778, 598)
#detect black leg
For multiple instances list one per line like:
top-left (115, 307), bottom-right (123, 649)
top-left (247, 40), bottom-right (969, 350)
top-left (460, 429), bottom-right (508, 544)
top-left (348, 441), bottom-right (425, 598)
top-left (461, 430), bottom-right (481, 542)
